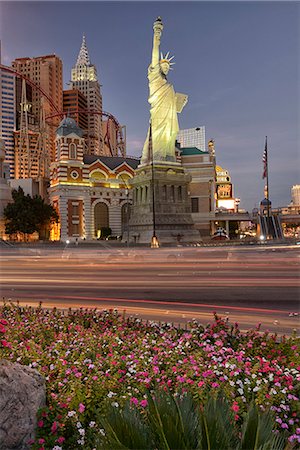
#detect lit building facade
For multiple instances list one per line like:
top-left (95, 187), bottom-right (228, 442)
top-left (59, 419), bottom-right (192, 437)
top-left (70, 35), bottom-right (103, 156)
top-left (12, 54), bottom-right (63, 162)
top-left (49, 117), bottom-right (138, 241)
top-left (0, 65), bottom-right (15, 178)
top-left (178, 145), bottom-right (216, 237)
top-left (291, 185), bottom-right (300, 206)
top-left (215, 165), bottom-right (235, 210)
top-left (177, 127), bottom-right (206, 152)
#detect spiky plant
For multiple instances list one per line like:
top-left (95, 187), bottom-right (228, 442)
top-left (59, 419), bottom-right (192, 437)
top-left (96, 389), bottom-right (293, 450)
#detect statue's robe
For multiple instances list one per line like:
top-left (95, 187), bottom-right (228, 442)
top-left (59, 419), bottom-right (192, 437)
top-left (141, 63), bottom-right (185, 164)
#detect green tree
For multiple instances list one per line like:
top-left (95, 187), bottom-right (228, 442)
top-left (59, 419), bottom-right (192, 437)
top-left (4, 187), bottom-right (58, 241)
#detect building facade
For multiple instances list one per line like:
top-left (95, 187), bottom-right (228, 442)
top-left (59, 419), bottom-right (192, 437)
top-left (49, 117), bottom-right (138, 241)
top-left (12, 54), bottom-right (63, 162)
top-left (70, 35), bottom-right (103, 156)
top-left (179, 146), bottom-right (216, 237)
top-left (0, 139), bottom-right (12, 238)
top-left (215, 165), bottom-right (235, 210)
top-left (0, 65), bottom-right (15, 178)
top-left (63, 89), bottom-right (88, 132)
top-left (177, 127), bottom-right (206, 152)
top-left (291, 185), bottom-right (300, 206)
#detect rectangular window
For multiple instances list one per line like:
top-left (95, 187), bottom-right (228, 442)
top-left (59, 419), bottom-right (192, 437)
top-left (191, 197), bottom-right (199, 213)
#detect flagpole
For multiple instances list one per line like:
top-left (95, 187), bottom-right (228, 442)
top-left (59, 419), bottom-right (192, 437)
top-left (149, 121), bottom-right (159, 248)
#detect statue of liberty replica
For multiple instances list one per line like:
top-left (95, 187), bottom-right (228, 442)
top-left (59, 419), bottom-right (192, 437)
top-left (129, 17), bottom-right (200, 245)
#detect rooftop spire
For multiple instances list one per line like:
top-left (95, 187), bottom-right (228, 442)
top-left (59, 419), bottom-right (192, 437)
top-left (76, 34), bottom-right (91, 66)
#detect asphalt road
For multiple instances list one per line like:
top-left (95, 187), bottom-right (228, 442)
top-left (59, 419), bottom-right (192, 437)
top-left (1, 243), bottom-right (299, 334)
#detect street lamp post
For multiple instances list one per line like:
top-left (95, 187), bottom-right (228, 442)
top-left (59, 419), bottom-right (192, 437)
top-left (125, 188), bottom-right (130, 247)
top-left (149, 121), bottom-right (159, 248)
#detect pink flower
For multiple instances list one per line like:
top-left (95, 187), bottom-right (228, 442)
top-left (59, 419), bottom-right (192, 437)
top-left (38, 439), bottom-right (45, 444)
top-left (198, 381), bottom-right (204, 387)
top-left (215, 340), bottom-right (223, 347)
top-left (75, 372), bottom-right (82, 378)
top-left (78, 403), bottom-right (85, 413)
top-left (130, 397), bottom-right (139, 405)
top-left (37, 420), bottom-right (44, 428)
top-left (211, 382), bottom-right (219, 388)
top-left (232, 402), bottom-right (239, 413)
top-left (140, 399), bottom-right (148, 407)
top-left (51, 421), bottom-right (58, 433)
top-left (57, 436), bottom-right (65, 444)
top-left (1, 340), bottom-right (11, 348)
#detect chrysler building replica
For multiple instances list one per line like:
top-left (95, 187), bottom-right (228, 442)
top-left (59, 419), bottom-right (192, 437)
top-left (70, 35), bottom-right (103, 155)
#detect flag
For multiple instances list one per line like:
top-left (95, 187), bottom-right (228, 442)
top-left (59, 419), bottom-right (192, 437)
top-left (262, 137), bottom-right (267, 179)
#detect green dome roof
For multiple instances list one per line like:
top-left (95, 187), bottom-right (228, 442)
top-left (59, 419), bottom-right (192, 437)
top-left (56, 117), bottom-right (83, 137)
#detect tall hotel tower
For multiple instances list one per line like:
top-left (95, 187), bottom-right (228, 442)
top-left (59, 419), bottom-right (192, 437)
top-left (0, 42), bottom-right (15, 178)
top-left (70, 35), bottom-right (103, 155)
top-left (12, 54), bottom-right (63, 168)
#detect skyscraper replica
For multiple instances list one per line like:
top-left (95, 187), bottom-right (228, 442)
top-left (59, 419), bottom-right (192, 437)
top-left (70, 35), bottom-right (103, 155)
top-left (11, 54), bottom-right (63, 177)
top-left (129, 17), bottom-right (200, 245)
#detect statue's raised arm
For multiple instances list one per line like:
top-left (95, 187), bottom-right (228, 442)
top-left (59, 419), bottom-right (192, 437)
top-left (141, 17), bottom-right (188, 165)
top-left (151, 17), bottom-right (163, 68)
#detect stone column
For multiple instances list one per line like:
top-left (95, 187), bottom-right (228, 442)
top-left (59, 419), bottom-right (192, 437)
top-left (59, 196), bottom-right (68, 241)
top-left (84, 195), bottom-right (93, 240)
top-left (109, 199), bottom-right (122, 235)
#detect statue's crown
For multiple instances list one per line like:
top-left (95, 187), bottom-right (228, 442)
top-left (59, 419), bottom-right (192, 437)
top-left (160, 52), bottom-right (175, 66)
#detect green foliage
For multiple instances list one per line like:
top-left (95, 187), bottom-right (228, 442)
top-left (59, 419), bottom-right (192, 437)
top-left (3, 187), bottom-right (58, 240)
top-left (97, 402), bottom-right (154, 449)
top-left (97, 390), bottom-right (291, 450)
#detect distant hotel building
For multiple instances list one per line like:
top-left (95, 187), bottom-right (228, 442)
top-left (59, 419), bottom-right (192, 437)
top-left (177, 127), bottom-right (206, 151)
top-left (70, 35), bottom-right (103, 155)
top-left (291, 185), bottom-right (300, 206)
top-left (63, 89), bottom-right (88, 132)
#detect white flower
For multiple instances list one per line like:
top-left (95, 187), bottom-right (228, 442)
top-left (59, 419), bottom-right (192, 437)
top-left (52, 446), bottom-right (62, 450)
top-left (99, 428), bottom-right (105, 436)
top-left (107, 391), bottom-right (115, 398)
top-left (79, 428), bottom-right (85, 436)
top-left (111, 402), bottom-right (119, 408)
top-left (89, 421), bottom-right (96, 428)
top-left (77, 438), bottom-right (85, 445)
top-left (229, 381), bottom-right (235, 387)
top-left (76, 421), bottom-right (82, 429)
top-left (237, 388), bottom-right (244, 395)
top-left (67, 410), bottom-right (76, 418)
top-left (253, 386), bottom-right (260, 392)
top-left (50, 364), bottom-right (55, 370)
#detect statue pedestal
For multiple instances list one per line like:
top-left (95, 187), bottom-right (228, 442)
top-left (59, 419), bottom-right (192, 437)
top-left (128, 162), bottom-right (201, 245)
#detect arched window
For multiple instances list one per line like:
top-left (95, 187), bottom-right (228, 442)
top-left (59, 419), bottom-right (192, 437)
top-left (94, 202), bottom-right (109, 238)
top-left (69, 143), bottom-right (77, 160)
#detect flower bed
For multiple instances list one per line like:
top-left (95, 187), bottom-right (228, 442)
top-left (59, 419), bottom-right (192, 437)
top-left (0, 303), bottom-right (299, 449)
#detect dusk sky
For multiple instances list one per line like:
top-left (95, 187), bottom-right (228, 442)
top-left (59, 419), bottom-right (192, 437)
top-left (1, 1), bottom-right (299, 210)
